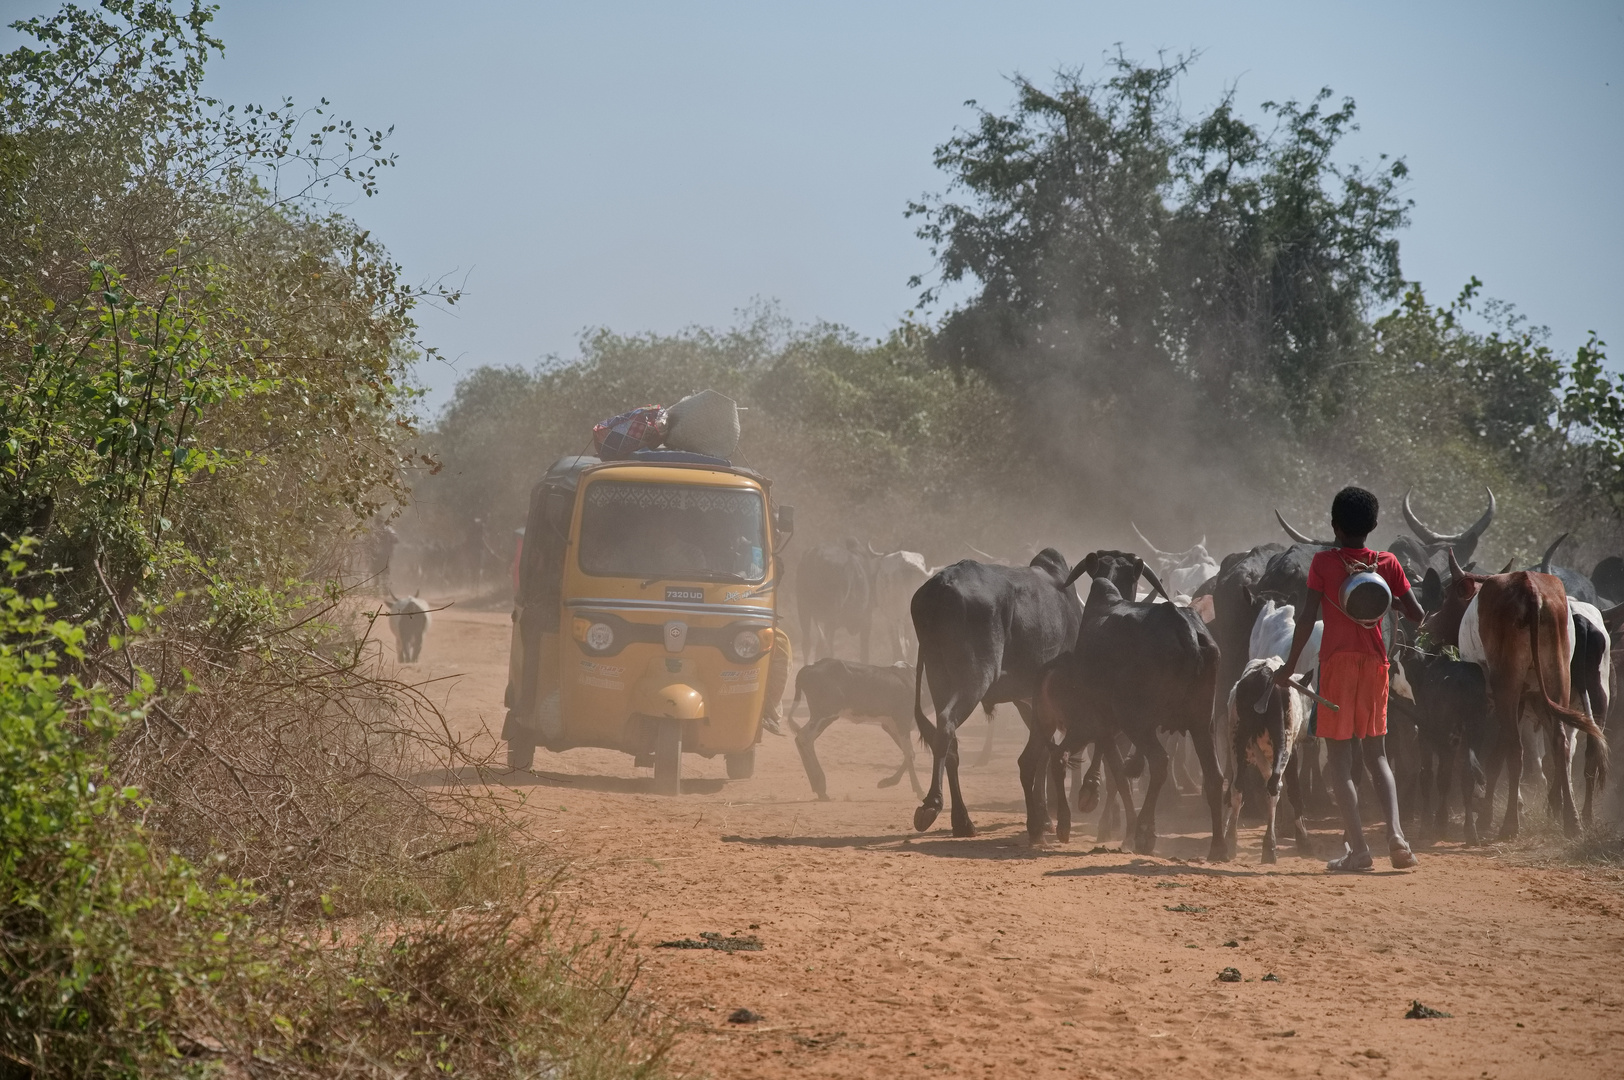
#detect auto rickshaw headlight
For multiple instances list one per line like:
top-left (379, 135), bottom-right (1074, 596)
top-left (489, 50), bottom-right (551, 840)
top-left (730, 628), bottom-right (764, 661)
top-left (585, 622), bottom-right (615, 652)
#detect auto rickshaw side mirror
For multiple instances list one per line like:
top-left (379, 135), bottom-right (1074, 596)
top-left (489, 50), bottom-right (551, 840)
top-left (773, 504), bottom-right (794, 538)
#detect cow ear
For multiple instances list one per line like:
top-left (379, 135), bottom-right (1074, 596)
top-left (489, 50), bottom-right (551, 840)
top-left (1421, 568), bottom-right (1441, 613)
top-left (1241, 583), bottom-right (1255, 608)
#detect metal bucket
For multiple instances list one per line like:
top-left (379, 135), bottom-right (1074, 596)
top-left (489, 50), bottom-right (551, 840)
top-left (1340, 570), bottom-right (1392, 627)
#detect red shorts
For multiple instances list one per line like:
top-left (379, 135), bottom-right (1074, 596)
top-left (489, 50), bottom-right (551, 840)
top-left (1316, 652), bottom-right (1388, 740)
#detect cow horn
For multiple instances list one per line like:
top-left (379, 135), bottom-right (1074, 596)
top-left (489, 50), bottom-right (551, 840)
top-left (1402, 489), bottom-right (1445, 545)
top-left (1498, 559), bottom-right (1514, 574)
top-left (1537, 532), bottom-right (1569, 572)
top-left (1447, 547), bottom-right (1463, 582)
top-left (1404, 487), bottom-right (1496, 546)
top-left (1275, 510), bottom-right (1333, 547)
top-left (1138, 560), bottom-right (1173, 604)
top-left (1131, 522), bottom-right (1172, 558)
top-left (967, 544), bottom-right (1005, 564)
top-left (1462, 488), bottom-right (1497, 543)
top-left (867, 541), bottom-right (885, 557)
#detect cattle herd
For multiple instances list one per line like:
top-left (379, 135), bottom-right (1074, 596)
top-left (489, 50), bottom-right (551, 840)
top-left (790, 491), bottom-right (1624, 860)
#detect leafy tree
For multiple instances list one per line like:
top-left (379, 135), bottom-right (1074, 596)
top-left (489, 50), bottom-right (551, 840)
top-left (0, 0), bottom-right (448, 627)
top-left (1559, 334), bottom-right (1624, 514)
top-left (413, 311), bottom-right (1036, 577)
top-left (909, 55), bottom-right (1411, 425)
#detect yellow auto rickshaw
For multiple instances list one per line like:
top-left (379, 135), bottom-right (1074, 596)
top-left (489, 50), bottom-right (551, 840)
top-left (501, 453), bottom-right (793, 793)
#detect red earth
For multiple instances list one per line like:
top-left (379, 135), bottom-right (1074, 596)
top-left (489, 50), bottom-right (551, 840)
top-left (415, 604), bottom-right (1624, 1079)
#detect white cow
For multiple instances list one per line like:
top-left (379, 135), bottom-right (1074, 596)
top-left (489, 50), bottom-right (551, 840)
top-left (386, 595), bottom-right (431, 662)
top-left (1132, 523), bottom-right (1220, 597)
top-left (870, 547), bottom-right (933, 664)
top-left (1249, 598), bottom-right (1322, 670)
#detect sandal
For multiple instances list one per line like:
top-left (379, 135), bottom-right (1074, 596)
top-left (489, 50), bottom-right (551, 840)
top-left (1326, 843), bottom-right (1374, 873)
top-left (760, 715), bottom-right (785, 737)
top-left (1389, 841), bottom-right (1418, 870)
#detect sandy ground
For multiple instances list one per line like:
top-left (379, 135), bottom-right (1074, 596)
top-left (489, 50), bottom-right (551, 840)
top-left (406, 604), bottom-right (1624, 1079)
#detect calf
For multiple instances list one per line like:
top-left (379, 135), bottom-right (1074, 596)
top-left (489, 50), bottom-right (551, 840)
top-left (1389, 648), bottom-right (1492, 843)
top-left (386, 595), bottom-right (430, 662)
top-left (1222, 659), bottom-right (1313, 862)
top-left (788, 659), bottom-right (924, 800)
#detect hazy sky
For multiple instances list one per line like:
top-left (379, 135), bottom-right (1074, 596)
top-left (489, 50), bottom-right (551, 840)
top-left (7, 2), bottom-right (1622, 415)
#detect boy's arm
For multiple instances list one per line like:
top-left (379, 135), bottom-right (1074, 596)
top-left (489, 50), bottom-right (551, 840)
top-left (1273, 588), bottom-right (1323, 688)
top-left (1396, 589), bottom-right (1425, 624)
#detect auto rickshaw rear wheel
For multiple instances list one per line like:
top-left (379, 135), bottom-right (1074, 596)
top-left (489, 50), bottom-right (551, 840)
top-left (507, 739), bottom-right (536, 772)
top-left (653, 721), bottom-right (683, 795)
top-left (725, 746), bottom-right (755, 780)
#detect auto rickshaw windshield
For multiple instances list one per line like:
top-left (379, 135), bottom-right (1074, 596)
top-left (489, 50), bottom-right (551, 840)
top-left (577, 480), bottom-right (768, 582)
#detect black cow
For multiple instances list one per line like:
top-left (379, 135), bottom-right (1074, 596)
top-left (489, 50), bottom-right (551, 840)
top-left (1033, 573), bottom-right (1225, 858)
top-left (1398, 488), bottom-right (1497, 576)
top-left (1528, 533), bottom-right (1602, 607)
top-left (910, 550), bottom-right (1082, 837)
top-left (1283, 490), bottom-right (1496, 585)
top-left (1592, 556), bottom-right (1624, 606)
top-left (1390, 649), bottom-right (1492, 843)
top-left (797, 539), bottom-right (875, 663)
top-left (1568, 604), bottom-right (1612, 826)
top-left (787, 659), bottom-right (924, 800)
top-left (1209, 543), bottom-right (1288, 723)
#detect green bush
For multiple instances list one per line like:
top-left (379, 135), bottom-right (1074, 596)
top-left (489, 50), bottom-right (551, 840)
top-left (0, 546), bottom-right (670, 1079)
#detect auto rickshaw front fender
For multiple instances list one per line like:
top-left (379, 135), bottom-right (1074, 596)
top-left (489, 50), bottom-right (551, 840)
top-left (632, 656), bottom-right (707, 720)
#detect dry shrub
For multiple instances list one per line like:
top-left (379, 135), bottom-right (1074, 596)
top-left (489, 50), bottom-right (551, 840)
top-left (101, 591), bottom-right (497, 912)
top-left (194, 886), bottom-right (671, 1080)
top-left (0, 567), bottom-right (672, 1080)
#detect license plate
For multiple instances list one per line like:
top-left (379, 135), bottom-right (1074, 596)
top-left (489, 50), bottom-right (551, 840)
top-left (665, 586), bottom-right (704, 603)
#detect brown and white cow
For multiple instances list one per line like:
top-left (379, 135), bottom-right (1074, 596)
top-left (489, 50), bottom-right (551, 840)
top-left (1423, 550), bottom-right (1607, 838)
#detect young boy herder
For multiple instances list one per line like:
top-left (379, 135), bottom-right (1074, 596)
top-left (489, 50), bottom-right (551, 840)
top-left (1274, 487), bottom-right (1426, 872)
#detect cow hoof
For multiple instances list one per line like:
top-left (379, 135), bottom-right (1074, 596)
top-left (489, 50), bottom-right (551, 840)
top-left (1135, 830), bottom-right (1157, 855)
top-left (1056, 824), bottom-right (1070, 844)
top-left (1026, 832), bottom-right (1049, 849)
top-left (1261, 848), bottom-right (1277, 865)
top-left (816, 792), bottom-right (831, 802)
top-left (913, 805), bottom-right (940, 832)
top-left (1077, 785), bottom-right (1101, 814)
top-left (876, 775), bottom-right (901, 789)
top-left (951, 819), bottom-right (976, 838)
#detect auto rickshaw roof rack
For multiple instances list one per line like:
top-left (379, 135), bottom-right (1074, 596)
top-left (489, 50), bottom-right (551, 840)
top-left (540, 454), bottom-right (769, 491)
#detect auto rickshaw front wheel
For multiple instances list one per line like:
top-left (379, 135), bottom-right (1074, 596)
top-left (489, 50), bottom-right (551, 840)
top-left (652, 721), bottom-right (683, 796)
top-left (507, 739), bottom-right (536, 772)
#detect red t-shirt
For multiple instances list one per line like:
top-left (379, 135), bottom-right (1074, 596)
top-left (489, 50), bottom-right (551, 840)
top-left (1306, 547), bottom-right (1412, 659)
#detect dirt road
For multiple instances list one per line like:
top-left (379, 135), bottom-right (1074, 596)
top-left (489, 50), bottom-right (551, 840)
top-left (414, 606), bottom-right (1624, 1079)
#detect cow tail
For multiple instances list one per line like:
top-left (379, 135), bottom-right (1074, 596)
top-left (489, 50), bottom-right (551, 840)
top-left (1530, 591), bottom-right (1608, 763)
top-left (913, 655), bottom-right (936, 744)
